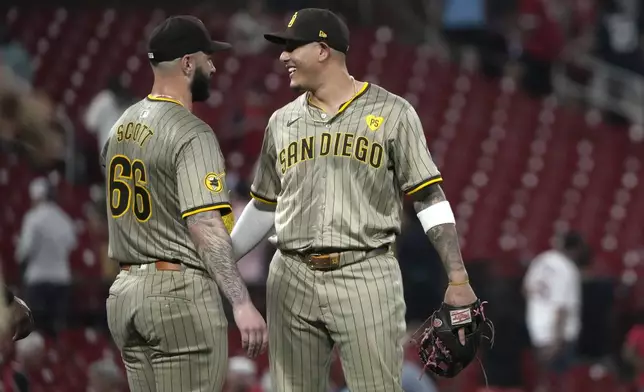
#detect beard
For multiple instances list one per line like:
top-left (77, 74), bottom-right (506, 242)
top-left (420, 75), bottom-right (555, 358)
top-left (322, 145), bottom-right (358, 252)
top-left (190, 67), bottom-right (211, 102)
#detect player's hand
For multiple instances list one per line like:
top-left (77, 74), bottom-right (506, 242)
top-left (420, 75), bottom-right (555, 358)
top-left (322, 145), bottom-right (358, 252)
top-left (443, 281), bottom-right (478, 345)
top-left (232, 301), bottom-right (268, 359)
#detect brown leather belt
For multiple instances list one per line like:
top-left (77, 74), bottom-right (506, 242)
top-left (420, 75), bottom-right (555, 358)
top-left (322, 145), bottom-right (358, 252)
top-left (120, 260), bottom-right (181, 272)
top-left (286, 246), bottom-right (389, 271)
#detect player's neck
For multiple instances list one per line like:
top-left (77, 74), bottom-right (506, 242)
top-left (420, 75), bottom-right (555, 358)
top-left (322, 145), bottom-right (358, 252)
top-left (150, 79), bottom-right (192, 111)
top-left (309, 71), bottom-right (361, 114)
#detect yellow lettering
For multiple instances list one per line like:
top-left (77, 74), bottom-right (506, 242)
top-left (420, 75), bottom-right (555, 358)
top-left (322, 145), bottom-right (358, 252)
top-left (115, 122), bottom-right (154, 147)
top-left (301, 136), bottom-right (314, 161)
top-left (355, 136), bottom-right (369, 163)
top-left (287, 141), bottom-right (298, 168)
top-left (341, 134), bottom-right (354, 157)
top-left (279, 149), bottom-right (287, 174)
top-left (320, 133), bottom-right (331, 156)
top-left (333, 132), bottom-right (342, 156)
top-left (139, 126), bottom-right (154, 147)
top-left (124, 122), bottom-right (134, 140)
top-left (369, 143), bottom-right (384, 168)
top-left (132, 123), bottom-right (142, 140)
top-left (278, 134), bottom-right (385, 174)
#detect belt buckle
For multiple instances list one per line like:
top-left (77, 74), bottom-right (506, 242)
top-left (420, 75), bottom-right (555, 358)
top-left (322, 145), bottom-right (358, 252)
top-left (307, 253), bottom-right (340, 270)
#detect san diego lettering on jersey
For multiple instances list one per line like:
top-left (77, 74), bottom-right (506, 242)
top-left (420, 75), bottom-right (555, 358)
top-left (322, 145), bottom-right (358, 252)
top-left (278, 131), bottom-right (384, 174)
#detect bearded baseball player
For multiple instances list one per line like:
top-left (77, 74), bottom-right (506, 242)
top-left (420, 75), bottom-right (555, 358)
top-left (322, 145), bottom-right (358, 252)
top-left (101, 16), bottom-right (267, 391)
top-left (231, 8), bottom-right (487, 392)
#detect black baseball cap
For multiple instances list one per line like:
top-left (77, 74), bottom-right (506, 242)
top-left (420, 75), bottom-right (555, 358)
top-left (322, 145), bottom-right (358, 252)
top-left (147, 15), bottom-right (231, 63)
top-left (264, 9), bottom-right (350, 54)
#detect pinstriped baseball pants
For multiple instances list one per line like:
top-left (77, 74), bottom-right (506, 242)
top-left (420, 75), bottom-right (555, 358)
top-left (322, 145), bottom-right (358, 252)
top-left (267, 250), bottom-right (406, 392)
top-left (106, 264), bottom-right (228, 392)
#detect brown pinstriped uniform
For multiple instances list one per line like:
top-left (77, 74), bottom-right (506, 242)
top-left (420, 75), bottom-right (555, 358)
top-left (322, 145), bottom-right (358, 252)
top-left (101, 95), bottom-right (233, 392)
top-left (251, 83), bottom-right (442, 392)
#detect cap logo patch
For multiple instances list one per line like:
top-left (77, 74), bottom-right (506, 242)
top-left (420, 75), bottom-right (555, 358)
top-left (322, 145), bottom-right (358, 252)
top-left (449, 308), bottom-right (472, 326)
top-left (287, 12), bottom-right (298, 28)
top-left (365, 115), bottom-right (384, 131)
top-left (319, 30), bottom-right (327, 38)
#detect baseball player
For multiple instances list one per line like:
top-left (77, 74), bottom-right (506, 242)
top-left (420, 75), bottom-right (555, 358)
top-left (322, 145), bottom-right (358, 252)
top-left (100, 16), bottom-right (267, 392)
top-left (231, 8), bottom-right (479, 392)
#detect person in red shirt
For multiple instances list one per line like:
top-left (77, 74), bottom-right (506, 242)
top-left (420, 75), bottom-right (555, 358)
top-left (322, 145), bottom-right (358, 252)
top-left (517, 0), bottom-right (566, 97)
top-left (623, 316), bottom-right (644, 392)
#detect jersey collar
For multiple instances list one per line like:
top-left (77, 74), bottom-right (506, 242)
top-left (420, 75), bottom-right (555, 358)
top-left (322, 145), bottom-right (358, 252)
top-left (146, 94), bottom-right (185, 107)
top-left (305, 82), bottom-right (370, 120)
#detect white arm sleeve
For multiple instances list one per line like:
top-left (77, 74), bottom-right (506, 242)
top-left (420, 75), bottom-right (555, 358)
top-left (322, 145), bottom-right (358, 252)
top-left (230, 199), bottom-right (276, 261)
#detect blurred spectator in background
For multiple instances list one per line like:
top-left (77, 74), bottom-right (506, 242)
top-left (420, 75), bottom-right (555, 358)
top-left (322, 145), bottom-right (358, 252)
top-left (16, 178), bottom-right (76, 337)
top-left (0, 77), bottom-right (64, 172)
top-left (595, 0), bottom-right (644, 75)
top-left (523, 231), bottom-right (591, 392)
top-left (438, 0), bottom-right (487, 68)
top-left (593, 0), bottom-right (644, 124)
top-left (227, 0), bottom-right (271, 57)
top-left (225, 356), bottom-right (262, 392)
top-left (83, 76), bottom-right (134, 159)
top-left (87, 357), bottom-right (127, 392)
top-left (516, 0), bottom-right (566, 97)
top-left (0, 23), bottom-right (33, 85)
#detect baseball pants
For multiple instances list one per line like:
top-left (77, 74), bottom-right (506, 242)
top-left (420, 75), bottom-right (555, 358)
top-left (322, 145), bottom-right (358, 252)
top-left (267, 249), bottom-right (407, 392)
top-left (106, 263), bottom-right (228, 392)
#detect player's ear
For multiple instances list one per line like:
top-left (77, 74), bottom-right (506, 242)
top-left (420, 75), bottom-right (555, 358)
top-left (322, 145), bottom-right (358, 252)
top-left (318, 42), bottom-right (331, 62)
top-left (180, 55), bottom-right (193, 76)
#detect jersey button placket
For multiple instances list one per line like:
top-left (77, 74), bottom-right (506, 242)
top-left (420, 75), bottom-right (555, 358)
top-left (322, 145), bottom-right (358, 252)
top-left (316, 119), bottom-right (330, 247)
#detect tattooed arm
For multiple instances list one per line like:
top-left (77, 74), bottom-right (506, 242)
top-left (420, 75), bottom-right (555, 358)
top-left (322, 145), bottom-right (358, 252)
top-left (186, 210), bottom-right (267, 357)
top-left (412, 184), bottom-right (468, 283)
top-left (186, 211), bottom-right (250, 306)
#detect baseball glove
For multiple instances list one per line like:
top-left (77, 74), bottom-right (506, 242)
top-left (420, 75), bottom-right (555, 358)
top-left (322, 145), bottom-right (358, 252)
top-left (410, 299), bottom-right (494, 378)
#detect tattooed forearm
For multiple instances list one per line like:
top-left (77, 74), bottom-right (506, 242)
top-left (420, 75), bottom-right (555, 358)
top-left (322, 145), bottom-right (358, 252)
top-left (187, 211), bottom-right (250, 306)
top-left (413, 184), bottom-right (468, 281)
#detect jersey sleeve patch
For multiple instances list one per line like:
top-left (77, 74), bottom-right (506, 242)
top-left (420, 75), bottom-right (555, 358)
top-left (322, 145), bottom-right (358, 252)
top-left (404, 175), bottom-right (443, 196)
top-left (204, 172), bottom-right (225, 193)
top-left (181, 202), bottom-right (232, 219)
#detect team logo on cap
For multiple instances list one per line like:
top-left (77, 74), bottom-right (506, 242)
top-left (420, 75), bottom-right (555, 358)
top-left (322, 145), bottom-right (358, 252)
top-left (319, 30), bottom-right (327, 38)
top-left (204, 172), bottom-right (224, 193)
top-left (287, 12), bottom-right (298, 28)
top-left (365, 115), bottom-right (384, 131)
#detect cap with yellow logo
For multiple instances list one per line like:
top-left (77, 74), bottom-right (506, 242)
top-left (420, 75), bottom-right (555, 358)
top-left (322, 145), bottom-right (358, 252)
top-left (264, 8), bottom-right (350, 54)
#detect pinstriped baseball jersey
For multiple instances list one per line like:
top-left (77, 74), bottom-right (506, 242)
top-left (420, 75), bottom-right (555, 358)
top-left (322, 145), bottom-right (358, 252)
top-left (251, 83), bottom-right (442, 252)
top-left (101, 95), bottom-right (232, 269)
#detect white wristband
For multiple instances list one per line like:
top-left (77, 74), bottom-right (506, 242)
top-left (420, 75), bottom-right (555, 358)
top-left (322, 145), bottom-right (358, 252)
top-left (416, 201), bottom-right (456, 233)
